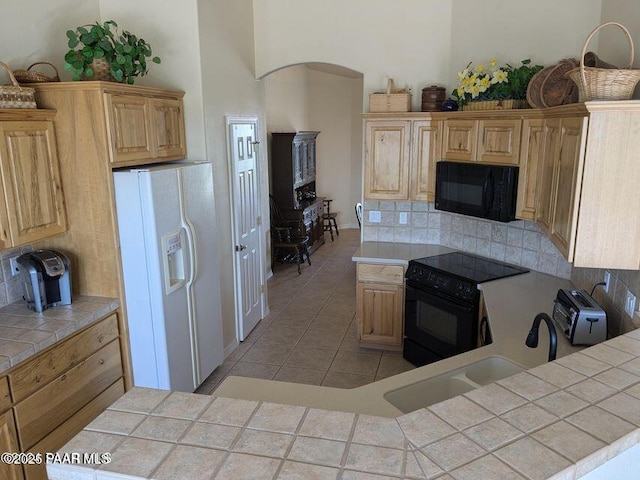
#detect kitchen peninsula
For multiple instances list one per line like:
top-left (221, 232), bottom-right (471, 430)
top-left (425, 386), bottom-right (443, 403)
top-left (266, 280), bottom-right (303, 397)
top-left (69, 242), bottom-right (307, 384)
top-left (44, 242), bottom-right (640, 480)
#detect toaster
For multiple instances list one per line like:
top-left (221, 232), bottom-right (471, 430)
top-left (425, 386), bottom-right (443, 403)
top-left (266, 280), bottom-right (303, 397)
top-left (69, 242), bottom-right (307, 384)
top-left (552, 289), bottom-right (607, 346)
top-left (17, 250), bottom-right (72, 313)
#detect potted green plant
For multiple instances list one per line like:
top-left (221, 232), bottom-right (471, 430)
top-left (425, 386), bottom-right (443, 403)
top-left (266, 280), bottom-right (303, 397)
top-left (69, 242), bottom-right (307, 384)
top-left (452, 58), bottom-right (543, 110)
top-left (64, 20), bottom-right (161, 84)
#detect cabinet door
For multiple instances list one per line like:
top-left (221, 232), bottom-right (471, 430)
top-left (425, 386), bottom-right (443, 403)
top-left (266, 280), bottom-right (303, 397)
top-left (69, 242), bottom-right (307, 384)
top-left (516, 118), bottom-right (544, 220)
top-left (441, 119), bottom-right (477, 162)
top-left (477, 119), bottom-right (521, 164)
top-left (364, 120), bottom-right (411, 200)
top-left (535, 118), bottom-right (561, 234)
top-left (0, 410), bottom-right (23, 480)
top-left (549, 117), bottom-right (586, 259)
top-left (150, 97), bottom-right (186, 160)
top-left (104, 93), bottom-right (152, 163)
top-left (410, 120), bottom-right (440, 202)
top-left (356, 281), bottom-right (404, 347)
top-left (0, 121), bottom-right (67, 248)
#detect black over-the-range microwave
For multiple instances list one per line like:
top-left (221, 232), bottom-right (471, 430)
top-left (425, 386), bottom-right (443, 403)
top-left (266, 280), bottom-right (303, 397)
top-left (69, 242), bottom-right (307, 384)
top-left (434, 161), bottom-right (519, 222)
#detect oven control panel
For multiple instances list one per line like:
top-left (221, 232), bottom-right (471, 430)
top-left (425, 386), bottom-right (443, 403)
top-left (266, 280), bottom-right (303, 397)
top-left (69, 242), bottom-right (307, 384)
top-left (406, 263), bottom-right (477, 304)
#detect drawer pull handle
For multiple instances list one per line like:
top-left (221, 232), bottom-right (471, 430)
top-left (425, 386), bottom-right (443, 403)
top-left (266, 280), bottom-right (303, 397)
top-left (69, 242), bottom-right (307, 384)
top-left (98, 334), bottom-right (104, 343)
top-left (35, 375), bottom-right (44, 383)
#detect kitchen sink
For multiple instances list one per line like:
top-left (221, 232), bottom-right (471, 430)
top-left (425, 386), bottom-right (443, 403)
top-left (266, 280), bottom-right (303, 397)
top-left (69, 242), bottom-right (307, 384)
top-left (383, 356), bottom-right (524, 413)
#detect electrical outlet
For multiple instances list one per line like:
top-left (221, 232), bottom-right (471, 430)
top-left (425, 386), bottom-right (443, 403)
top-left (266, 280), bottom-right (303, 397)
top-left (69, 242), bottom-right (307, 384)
top-left (625, 290), bottom-right (637, 317)
top-left (368, 210), bottom-right (381, 223)
top-left (9, 255), bottom-right (20, 276)
top-left (398, 212), bottom-right (408, 225)
top-left (604, 270), bottom-right (611, 293)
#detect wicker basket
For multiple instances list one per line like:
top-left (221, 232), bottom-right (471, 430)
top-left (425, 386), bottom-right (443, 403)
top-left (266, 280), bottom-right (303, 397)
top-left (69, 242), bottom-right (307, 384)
top-left (369, 79), bottom-right (412, 113)
top-left (462, 99), bottom-right (528, 111)
top-left (13, 62), bottom-right (60, 84)
top-left (566, 22), bottom-right (640, 102)
top-left (0, 62), bottom-right (37, 109)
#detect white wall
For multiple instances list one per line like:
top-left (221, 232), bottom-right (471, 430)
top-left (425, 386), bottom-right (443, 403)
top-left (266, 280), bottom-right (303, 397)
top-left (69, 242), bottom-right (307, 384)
top-left (98, 0), bottom-right (207, 159)
top-left (600, 0), bottom-right (640, 98)
top-left (253, 0), bottom-right (453, 112)
top-left (197, 0), bottom-right (268, 349)
top-left (265, 66), bottom-right (363, 230)
top-left (308, 69), bottom-right (363, 229)
top-left (449, 0), bottom-right (603, 88)
top-left (0, 0), bottom-right (100, 83)
top-left (264, 65), bottom-right (310, 132)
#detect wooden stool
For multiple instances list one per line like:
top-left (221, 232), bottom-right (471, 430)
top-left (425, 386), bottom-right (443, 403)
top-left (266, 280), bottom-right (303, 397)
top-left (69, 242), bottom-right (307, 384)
top-left (323, 199), bottom-right (339, 241)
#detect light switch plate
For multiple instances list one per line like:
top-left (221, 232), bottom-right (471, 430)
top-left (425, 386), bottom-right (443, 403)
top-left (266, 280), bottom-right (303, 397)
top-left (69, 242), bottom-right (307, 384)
top-left (368, 210), bottom-right (381, 223)
top-left (9, 256), bottom-right (20, 276)
top-left (399, 212), bottom-right (408, 225)
top-left (604, 270), bottom-right (611, 293)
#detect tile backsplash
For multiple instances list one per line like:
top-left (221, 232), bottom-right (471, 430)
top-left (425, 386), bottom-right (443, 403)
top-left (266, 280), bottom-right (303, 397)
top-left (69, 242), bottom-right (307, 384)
top-left (362, 201), bottom-right (572, 279)
top-left (0, 245), bottom-right (34, 308)
top-left (362, 200), bottom-right (640, 339)
top-left (572, 267), bottom-right (640, 337)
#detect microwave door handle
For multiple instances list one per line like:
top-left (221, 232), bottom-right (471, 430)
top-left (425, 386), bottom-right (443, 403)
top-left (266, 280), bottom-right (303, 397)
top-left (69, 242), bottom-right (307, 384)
top-left (483, 171), bottom-right (495, 213)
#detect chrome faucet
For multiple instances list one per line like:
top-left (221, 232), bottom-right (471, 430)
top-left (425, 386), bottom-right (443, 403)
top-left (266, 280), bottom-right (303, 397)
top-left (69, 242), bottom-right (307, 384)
top-left (525, 313), bottom-right (558, 362)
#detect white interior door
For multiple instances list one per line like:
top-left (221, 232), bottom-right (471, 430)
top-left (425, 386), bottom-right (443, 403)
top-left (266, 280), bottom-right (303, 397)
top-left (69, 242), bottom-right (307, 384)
top-left (228, 117), bottom-right (264, 340)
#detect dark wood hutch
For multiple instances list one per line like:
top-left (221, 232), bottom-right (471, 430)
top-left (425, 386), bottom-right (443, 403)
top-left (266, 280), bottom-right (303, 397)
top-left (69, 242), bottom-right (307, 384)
top-left (270, 131), bottom-right (324, 253)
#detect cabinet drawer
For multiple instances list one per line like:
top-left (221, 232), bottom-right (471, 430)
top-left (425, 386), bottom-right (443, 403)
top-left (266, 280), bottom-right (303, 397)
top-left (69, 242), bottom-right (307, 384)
top-left (357, 263), bottom-right (404, 285)
top-left (0, 376), bottom-right (10, 412)
top-left (14, 340), bottom-right (122, 450)
top-left (10, 314), bottom-right (118, 403)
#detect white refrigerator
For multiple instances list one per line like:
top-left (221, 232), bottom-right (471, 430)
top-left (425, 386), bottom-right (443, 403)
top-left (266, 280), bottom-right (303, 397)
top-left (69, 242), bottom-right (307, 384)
top-left (113, 162), bottom-right (224, 392)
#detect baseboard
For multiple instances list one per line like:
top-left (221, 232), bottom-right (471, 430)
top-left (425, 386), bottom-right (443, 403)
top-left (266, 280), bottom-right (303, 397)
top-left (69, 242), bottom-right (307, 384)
top-left (224, 339), bottom-right (240, 359)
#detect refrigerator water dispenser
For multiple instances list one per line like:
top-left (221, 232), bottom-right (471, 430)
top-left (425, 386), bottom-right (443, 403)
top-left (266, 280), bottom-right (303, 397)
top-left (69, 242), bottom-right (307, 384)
top-left (162, 230), bottom-right (186, 294)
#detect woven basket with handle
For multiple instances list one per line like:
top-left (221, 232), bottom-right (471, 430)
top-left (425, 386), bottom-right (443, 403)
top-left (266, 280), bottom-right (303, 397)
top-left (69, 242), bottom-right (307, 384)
top-left (566, 22), bottom-right (640, 102)
top-left (13, 62), bottom-right (60, 84)
top-left (0, 62), bottom-right (37, 109)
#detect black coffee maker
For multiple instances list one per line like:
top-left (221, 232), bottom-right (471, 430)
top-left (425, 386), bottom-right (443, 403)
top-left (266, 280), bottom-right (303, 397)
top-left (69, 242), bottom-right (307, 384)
top-left (17, 250), bottom-right (72, 312)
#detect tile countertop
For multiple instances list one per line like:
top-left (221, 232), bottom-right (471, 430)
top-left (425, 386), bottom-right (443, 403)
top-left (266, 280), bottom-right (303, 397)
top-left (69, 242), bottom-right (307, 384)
top-left (0, 295), bottom-right (120, 375)
top-left (47, 243), bottom-right (640, 480)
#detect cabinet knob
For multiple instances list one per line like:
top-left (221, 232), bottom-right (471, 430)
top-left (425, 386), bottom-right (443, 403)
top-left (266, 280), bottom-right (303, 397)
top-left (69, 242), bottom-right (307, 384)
top-left (99, 359), bottom-right (105, 365)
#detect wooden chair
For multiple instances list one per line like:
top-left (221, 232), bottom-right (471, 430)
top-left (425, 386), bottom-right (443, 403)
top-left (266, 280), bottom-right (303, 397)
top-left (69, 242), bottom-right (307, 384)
top-left (323, 199), bottom-right (339, 241)
top-left (269, 195), bottom-right (311, 274)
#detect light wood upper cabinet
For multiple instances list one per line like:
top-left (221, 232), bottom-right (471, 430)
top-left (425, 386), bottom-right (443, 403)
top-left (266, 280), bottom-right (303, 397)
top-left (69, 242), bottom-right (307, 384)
top-left (535, 116), bottom-right (586, 261)
top-left (441, 119), bottom-right (476, 161)
top-left (410, 120), bottom-right (441, 202)
top-left (442, 118), bottom-right (521, 164)
top-left (104, 93), bottom-right (186, 165)
top-left (364, 119), bottom-right (411, 200)
top-left (363, 115), bottom-right (440, 202)
top-left (356, 263), bottom-right (404, 349)
top-left (150, 97), bottom-right (187, 159)
top-left (477, 119), bottom-right (521, 164)
top-left (516, 118), bottom-right (544, 220)
top-left (0, 116), bottom-right (66, 249)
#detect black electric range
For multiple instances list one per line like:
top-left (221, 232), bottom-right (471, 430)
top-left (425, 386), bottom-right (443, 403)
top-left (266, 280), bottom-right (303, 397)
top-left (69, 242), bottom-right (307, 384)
top-left (403, 252), bottom-right (529, 367)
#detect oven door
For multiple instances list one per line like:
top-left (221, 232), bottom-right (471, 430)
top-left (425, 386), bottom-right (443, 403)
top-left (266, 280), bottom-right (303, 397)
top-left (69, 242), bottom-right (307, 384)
top-left (404, 282), bottom-right (477, 363)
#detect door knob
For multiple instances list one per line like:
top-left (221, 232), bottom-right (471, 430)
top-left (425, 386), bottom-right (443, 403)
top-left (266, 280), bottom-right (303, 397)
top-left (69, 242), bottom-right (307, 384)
top-left (235, 244), bottom-right (248, 251)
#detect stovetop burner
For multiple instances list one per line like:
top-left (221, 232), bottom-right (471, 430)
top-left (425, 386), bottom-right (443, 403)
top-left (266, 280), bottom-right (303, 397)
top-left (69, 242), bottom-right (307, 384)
top-left (411, 252), bottom-right (529, 284)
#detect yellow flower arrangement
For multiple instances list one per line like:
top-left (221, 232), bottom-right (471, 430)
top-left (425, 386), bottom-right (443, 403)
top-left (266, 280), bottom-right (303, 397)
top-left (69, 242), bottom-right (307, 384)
top-left (452, 58), bottom-right (543, 106)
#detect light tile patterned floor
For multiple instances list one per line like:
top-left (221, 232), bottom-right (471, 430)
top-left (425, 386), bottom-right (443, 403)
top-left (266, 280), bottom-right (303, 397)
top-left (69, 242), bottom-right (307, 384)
top-left (196, 228), bottom-right (415, 395)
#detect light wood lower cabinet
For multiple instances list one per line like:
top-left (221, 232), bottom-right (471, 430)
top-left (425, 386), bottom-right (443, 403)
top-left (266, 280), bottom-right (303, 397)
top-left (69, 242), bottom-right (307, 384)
top-left (0, 313), bottom-right (123, 480)
top-left (356, 263), bottom-right (404, 349)
top-left (0, 375), bottom-right (22, 480)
